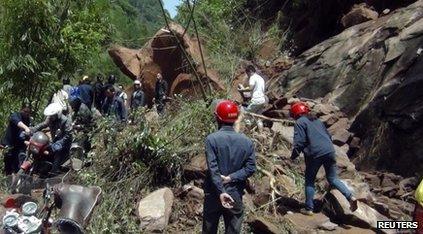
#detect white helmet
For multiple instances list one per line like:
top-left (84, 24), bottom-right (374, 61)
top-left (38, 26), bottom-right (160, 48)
top-left (134, 80), bottom-right (141, 85)
top-left (44, 103), bottom-right (63, 117)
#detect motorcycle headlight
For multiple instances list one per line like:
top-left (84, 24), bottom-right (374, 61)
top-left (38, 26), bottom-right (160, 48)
top-left (3, 211), bottom-right (19, 227)
top-left (22, 202), bottom-right (38, 216)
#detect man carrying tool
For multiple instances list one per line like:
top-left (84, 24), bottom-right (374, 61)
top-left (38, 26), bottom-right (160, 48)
top-left (203, 100), bottom-right (256, 234)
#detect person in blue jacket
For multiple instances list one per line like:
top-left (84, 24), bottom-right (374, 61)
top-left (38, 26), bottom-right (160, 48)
top-left (203, 100), bottom-right (256, 234)
top-left (1, 105), bottom-right (32, 175)
top-left (102, 85), bottom-right (127, 122)
top-left (77, 75), bottom-right (94, 108)
top-left (290, 102), bottom-right (357, 215)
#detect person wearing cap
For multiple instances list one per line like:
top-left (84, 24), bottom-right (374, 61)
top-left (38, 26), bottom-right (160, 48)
top-left (130, 80), bottom-right (146, 110)
top-left (32, 103), bottom-right (73, 174)
top-left (202, 100), bottom-right (256, 234)
top-left (77, 75), bottom-right (94, 108)
top-left (1, 105), bottom-right (32, 175)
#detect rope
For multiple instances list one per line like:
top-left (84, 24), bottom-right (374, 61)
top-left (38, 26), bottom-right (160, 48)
top-left (157, 0), bottom-right (208, 102)
top-left (186, 0), bottom-right (212, 95)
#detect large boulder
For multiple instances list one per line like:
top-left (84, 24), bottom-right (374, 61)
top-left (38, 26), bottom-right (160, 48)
top-left (268, 0), bottom-right (423, 176)
top-left (137, 187), bottom-right (174, 232)
top-left (324, 189), bottom-right (390, 231)
top-left (109, 22), bottom-right (225, 105)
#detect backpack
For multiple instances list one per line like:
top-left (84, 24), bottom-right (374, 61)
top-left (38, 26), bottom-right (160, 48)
top-left (69, 86), bottom-right (81, 102)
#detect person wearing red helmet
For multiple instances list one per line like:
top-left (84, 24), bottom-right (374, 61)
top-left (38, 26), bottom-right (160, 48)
top-left (202, 100), bottom-right (256, 234)
top-left (290, 102), bottom-right (357, 216)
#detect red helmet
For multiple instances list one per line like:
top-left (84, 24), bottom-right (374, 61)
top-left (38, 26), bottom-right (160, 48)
top-left (215, 100), bottom-right (239, 123)
top-left (290, 102), bottom-right (310, 119)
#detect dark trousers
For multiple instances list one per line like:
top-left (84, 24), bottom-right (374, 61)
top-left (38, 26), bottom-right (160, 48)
top-left (4, 147), bottom-right (26, 175)
top-left (52, 147), bottom-right (70, 173)
top-left (156, 97), bottom-right (165, 115)
top-left (304, 152), bottom-right (352, 210)
top-left (202, 194), bottom-right (244, 234)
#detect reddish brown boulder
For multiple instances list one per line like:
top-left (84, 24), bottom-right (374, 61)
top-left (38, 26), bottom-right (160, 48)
top-left (109, 22), bottom-right (225, 105)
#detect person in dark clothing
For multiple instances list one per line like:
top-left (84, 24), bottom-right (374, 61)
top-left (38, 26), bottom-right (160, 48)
top-left (77, 75), bottom-right (94, 108)
top-left (289, 102), bottom-right (357, 215)
top-left (70, 98), bottom-right (92, 126)
top-left (203, 100), bottom-right (256, 234)
top-left (32, 103), bottom-right (73, 174)
top-left (1, 105), bottom-right (32, 175)
top-left (93, 75), bottom-right (105, 111)
top-left (154, 73), bottom-right (168, 115)
top-left (130, 80), bottom-right (145, 110)
top-left (102, 85), bottom-right (127, 122)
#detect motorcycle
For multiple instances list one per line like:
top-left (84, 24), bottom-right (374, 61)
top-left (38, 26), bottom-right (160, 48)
top-left (2, 182), bottom-right (102, 234)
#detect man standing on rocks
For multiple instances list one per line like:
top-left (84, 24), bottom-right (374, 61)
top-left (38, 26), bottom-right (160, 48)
top-left (238, 65), bottom-right (268, 128)
top-left (289, 102), bottom-right (357, 216)
top-left (154, 73), bottom-right (168, 115)
top-left (203, 100), bottom-right (256, 234)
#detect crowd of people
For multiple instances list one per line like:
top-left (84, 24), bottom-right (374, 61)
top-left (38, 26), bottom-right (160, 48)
top-left (0, 72), bottom-right (169, 175)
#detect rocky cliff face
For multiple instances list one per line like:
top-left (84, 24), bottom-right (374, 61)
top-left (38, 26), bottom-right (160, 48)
top-left (268, 0), bottom-right (423, 176)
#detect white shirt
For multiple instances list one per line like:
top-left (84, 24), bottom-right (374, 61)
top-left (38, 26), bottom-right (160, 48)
top-left (249, 73), bottom-right (266, 104)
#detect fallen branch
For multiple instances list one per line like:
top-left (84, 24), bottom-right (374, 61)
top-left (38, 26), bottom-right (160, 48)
top-left (244, 112), bottom-right (294, 125)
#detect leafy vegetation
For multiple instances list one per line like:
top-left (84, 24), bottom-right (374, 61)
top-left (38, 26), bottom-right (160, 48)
top-left (75, 98), bottom-right (216, 232)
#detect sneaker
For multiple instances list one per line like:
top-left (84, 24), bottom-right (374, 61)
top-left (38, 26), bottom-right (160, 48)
top-left (300, 208), bottom-right (314, 216)
top-left (349, 196), bottom-right (358, 212)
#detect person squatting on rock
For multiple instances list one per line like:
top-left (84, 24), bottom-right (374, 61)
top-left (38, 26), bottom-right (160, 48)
top-left (130, 80), bottom-right (146, 110)
top-left (289, 102), bottom-right (358, 215)
top-left (1, 104), bottom-right (32, 175)
top-left (154, 73), bottom-right (168, 115)
top-left (238, 65), bottom-right (268, 128)
top-left (32, 103), bottom-right (73, 174)
top-left (203, 100), bottom-right (256, 234)
top-left (102, 85), bottom-right (128, 122)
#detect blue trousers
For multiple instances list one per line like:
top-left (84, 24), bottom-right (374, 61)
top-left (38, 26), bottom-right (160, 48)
top-left (304, 152), bottom-right (352, 210)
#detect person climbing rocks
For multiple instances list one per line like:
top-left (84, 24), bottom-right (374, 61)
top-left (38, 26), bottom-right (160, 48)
top-left (1, 104), bottom-right (32, 175)
top-left (154, 73), bottom-right (168, 115)
top-left (289, 102), bottom-right (358, 216)
top-left (32, 103), bottom-right (73, 174)
top-left (77, 75), bottom-right (94, 108)
top-left (238, 65), bottom-right (268, 128)
top-left (203, 100), bottom-right (256, 234)
top-left (415, 178), bottom-right (423, 234)
top-left (130, 80), bottom-right (146, 110)
top-left (102, 85), bottom-right (127, 122)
